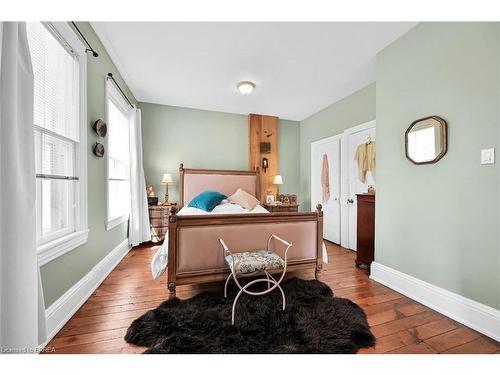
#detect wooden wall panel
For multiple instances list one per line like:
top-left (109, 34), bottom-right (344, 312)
top-left (248, 114), bottom-right (279, 202)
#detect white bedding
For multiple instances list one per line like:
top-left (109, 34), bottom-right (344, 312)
top-left (150, 202), bottom-right (328, 279)
top-left (177, 200), bottom-right (269, 215)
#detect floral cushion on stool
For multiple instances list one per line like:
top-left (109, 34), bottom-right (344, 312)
top-left (225, 250), bottom-right (285, 275)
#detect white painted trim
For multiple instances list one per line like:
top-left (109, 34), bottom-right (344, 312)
top-left (38, 230), bottom-right (89, 266)
top-left (34, 22), bottom-right (89, 262)
top-left (340, 132), bottom-right (349, 249)
top-left (42, 239), bottom-right (131, 347)
top-left (343, 119), bottom-right (376, 135)
top-left (45, 22), bottom-right (86, 56)
top-left (371, 262), bottom-right (500, 342)
top-left (106, 214), bottom-right (130, 231)
top-left (310, 133), bottom-right (343, 149)
top-left (77, 36), bottom-right (88, 242)
top-left (104, 79), bottom-right (132, 229)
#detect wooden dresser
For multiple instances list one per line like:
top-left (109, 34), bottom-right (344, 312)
top-left (263, 203), bottom-right (299, 212)
top-left (355, 194), bottom-right (375, 272)
top-left (148, 204), bottom-right (176, 242)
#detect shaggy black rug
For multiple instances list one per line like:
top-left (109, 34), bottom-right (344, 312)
top-left (125, 277), bottom-right (375, 353)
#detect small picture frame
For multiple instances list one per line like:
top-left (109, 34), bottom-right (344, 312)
top-left (266, 195), bottom-right (275, 204)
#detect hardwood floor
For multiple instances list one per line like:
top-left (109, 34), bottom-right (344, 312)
top-left (45, 242), bottom-right (500, 354)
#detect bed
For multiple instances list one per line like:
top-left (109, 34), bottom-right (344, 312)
top-left (154, 164), bottom-right (325, 299)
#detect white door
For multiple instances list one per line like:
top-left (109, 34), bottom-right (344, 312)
top-left (342, 121), bottom-right (376, 251)
top-left (311, 136), bottom-right (341, 244)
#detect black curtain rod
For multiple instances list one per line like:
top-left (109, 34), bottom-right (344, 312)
top-left (107, 73), bottom-right (134, 109)
top-left (70, 22), bottom-right (99, 57)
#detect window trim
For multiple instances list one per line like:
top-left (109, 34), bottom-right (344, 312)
top-left (105, 79), bottom-right (131, 231)
top-left (34, 22), bottom-right (88, 265)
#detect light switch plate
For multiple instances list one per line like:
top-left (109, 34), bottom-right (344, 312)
top-left (481, 148), bottom-right (495, 165)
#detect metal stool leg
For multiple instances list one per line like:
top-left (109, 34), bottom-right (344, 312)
top-left (231, 288), bottom-right (245, 325)
top-left (277, 284), bottom-right (286, 310)
top-left (224, 273), bottom-right (232, 298)
top-left (231, 278), bottom-right (282, 325)
top-left (220, 235), bottom-right (292, 325)
top-left (265, 271), bottom-right (271, 290)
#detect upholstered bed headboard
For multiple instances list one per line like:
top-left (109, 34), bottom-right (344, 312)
top-left (179, 164), bottom-right (260, 206)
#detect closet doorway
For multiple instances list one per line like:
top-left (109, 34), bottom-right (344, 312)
top-left (311, 135), bottom-right (341, 244)
top-left (311, 120), bottom-right (376, 250)
top-left (341, 120), bottom-right (376, 250)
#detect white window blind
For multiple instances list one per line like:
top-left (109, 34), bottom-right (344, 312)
top-left (27, 22), bottom-right (81, 244)
top-left (106, 82), bottom-right (131, 228)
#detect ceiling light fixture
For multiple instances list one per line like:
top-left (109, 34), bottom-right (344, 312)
top-left (237, 81), bottom-right (255, 95)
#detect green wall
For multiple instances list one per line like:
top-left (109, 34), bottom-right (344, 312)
top-left (299, 83), bottom-right (376, 210)
top-left (40, 22), bottom-right (137, 307)
top-left (40, 21), bottom-right (500, 314)
top-left (376, 22), bottom-right (500, 309)
top-left (140, 103), bottom-right (300, 203)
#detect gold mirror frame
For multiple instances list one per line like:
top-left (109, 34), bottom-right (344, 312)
top-left (405, 116), bottom-right (448, 165)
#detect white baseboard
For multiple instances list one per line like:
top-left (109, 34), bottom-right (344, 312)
top-left (43, 239), bottom-right (131, 346)
top-left (370, 262), bottom-right (500, 342)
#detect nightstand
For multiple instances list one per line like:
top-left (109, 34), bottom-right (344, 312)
top-left (148, 204), bottom-right (176, 242)
top-left (263, 203), bottom-right (299, 212)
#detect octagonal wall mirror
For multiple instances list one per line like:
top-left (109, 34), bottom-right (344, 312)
top-left (405, 116), bottom-right (447, 164)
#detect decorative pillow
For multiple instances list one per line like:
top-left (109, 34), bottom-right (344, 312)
top-left (188, 190), bottom-right (227, 212)
top-left (227, 188), bottom-right (260, 210)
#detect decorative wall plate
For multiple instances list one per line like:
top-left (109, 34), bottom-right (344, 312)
top-left (93, 119), bottom-right (107, 137)
top-left (93, 142), bottom-right (105, 157)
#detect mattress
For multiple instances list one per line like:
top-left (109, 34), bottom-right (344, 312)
top-left (151, 201), bottom-right (328, 279)
top-left (177, 200), bottom-right (269, 215)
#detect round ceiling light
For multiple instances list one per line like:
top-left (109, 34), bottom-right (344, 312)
top-left (237, 81), bottom-right (255, 95)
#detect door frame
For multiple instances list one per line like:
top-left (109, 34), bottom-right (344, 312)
top-left (340, 120), bottom-right (376, 249)
top-left (310, 134), bottom-right (343, 205)
top-left (310, 134), bottom-right (343, 243)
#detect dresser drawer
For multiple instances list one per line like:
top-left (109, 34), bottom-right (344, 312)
top-left (148, 204), bottom-right (176, 243)
top-left (263, 204), bottom-right (299, 212)
top-left (149, 208), bottom-right (169, 219)
top-left (150, 217), bottom-right (168, 227)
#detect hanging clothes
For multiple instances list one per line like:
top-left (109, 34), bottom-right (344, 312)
top-left (367, 141), bottom-right (376, 178)
top-left (321, 154), bottom-right (330, 203)
top-left (354, 141), bottom-right (376, 183)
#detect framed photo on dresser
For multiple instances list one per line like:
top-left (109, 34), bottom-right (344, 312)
top-left (265, 195), bottom-right (275, 204)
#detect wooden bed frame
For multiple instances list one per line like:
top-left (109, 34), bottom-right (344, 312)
top-left (167, 164), bottom-right (323, 298)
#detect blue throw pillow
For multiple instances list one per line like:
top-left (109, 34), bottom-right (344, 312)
top-left (188, 190), bottom-right (227, 212)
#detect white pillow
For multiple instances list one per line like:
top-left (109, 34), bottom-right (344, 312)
top-left (227, 188), bottom-right (260, 210)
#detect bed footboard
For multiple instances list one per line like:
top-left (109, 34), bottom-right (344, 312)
top-left (167, 205), bottom-right (323, 299)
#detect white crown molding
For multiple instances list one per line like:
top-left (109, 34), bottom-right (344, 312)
top-left (371, 262), bottom-right (500, 342)
top-left (41, 239), bottom-right (131, 347)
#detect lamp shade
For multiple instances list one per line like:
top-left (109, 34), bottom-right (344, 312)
top-left (272, 175), bottom-right (283, 185)
top-left (161, 173), bottom-right (173, 185)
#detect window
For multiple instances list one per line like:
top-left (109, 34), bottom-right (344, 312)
top-left (105, 81), bottom-right (131, 230)
top-left (27, 22), bottom-right (88, 265)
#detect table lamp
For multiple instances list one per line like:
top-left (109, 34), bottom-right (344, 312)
top-left (161, 173), bottom-right (173, 205)
top-left (273, 175), bottom-right (283, 198)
